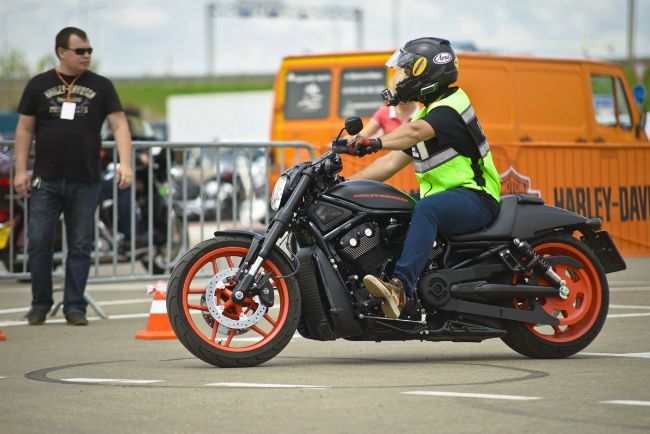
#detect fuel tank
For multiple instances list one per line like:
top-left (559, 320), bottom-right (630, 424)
top-left (327, 180), bottom-right (416, 211)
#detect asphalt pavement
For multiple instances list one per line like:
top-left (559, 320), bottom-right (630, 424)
top-left (0, 259), bottom-right (649, 434)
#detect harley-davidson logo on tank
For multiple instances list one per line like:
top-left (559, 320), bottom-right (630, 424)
top-left (499, 167), bottom-right (541, 197)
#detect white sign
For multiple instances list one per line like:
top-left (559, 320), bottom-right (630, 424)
top-left (633, 61), bottom-right (647, 83)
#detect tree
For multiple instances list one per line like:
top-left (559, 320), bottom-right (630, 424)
top-left (0, 49), bottom-right (30, 79)
top-left (36, 53), bottom-right (57, 73)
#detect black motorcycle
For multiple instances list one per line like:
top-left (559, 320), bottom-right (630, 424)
top-left (166, 117), bottom-right (626, 368)
top-left (99, 147), bottom-right (185, 275)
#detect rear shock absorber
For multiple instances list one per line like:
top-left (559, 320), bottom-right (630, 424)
top-left (512, 238), bottom-right (570, 299)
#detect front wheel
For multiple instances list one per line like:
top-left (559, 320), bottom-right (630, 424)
top-left (166, 235), bottom-right (301, 367)
top-left (500, 231), bottom-right (608, 358)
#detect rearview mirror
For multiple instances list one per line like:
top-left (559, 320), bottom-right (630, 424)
top-left (345, 117), bottom-right (363, 136)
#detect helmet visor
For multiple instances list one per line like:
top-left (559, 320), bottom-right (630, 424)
top-left (385, 46), bottom-right (419, 69)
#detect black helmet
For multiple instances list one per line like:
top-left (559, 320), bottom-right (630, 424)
top-left (384, 37), bottom-right (458, 105)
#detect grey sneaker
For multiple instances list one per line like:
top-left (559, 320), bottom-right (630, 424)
top-left (65, 311), bottom-right (89, 326)
top-left (25, 308), bottom-right (48, 325)
top-left (363, 275), bottom-right (406, 319)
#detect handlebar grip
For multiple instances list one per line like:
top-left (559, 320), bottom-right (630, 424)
top-left (331, 139), bottom-right (350, 154)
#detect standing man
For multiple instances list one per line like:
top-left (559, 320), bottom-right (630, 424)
top-left (14, 27), bottom-right (133, 325)
top-left (348, 37), bottom-right (501, 319)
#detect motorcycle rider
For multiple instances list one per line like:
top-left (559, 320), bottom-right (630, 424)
top-left (348, 37), bottom-right (501, 319)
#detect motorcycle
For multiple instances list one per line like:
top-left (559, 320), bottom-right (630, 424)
top-left (179, 147), bottom-right (269, 223)
top-left (0, 146), bottom-right (28, 272)
top-left (166, 117), bottom-right (626, 368)
top-left (98, 147), bottom-right (186, 275)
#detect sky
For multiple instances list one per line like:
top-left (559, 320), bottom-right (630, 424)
top-left (2, 0), bottom-right (649, 77)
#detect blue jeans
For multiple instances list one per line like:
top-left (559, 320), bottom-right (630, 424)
top-left (393, 187), bottom-right (499, 297)
top-left (28, 179), bottom-right (100, 314)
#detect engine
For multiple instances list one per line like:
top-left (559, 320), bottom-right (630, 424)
top-left (337, 220), bottom-right (447, 277)
top-left (338, 222), bottom-right (393, 276)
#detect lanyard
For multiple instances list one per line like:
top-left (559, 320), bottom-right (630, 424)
top-left (54, 68), bottom-right (84, 102)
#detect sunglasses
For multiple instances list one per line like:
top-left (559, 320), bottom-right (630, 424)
top-left (65, 47), bottom-right (93, 55)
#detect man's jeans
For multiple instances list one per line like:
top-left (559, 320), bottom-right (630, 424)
top-left (28, 179), bottom-right (100, 314)
top-left (393, 187), bottom-right (499, 297)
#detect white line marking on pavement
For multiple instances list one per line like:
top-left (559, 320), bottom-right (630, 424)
top-left (610, 304), bottom-right (650, 310)
top-left (402, 391), bottom-right (540, 401)
top-left (601, 400), bottom-right (650, 407)
top-left (0, 313), bottom-right (149, 327)
top-left (0, 298), bottom-right (152, 315)
top-left (610, 287), bottom-right (650, 292)
top-left (206, 382), bottom-right (329, 389)
top-left (581, 352), bottom-right (650, 359)
top-left (62, 378), bottom-right (163, 384)
top-left (608, 313), bottom-right (650, 318)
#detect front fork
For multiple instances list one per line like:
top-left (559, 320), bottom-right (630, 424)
top-left (230, 175), bottom-right (312, 305)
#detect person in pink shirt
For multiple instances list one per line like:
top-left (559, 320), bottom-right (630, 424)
top-left (357, 75), bottom-right (420, 137)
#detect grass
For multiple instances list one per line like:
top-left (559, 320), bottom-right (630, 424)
top-left (114, 76), bottom-right (275, 120)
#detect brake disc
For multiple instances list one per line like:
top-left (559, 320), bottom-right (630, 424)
top-left (204, 267), bottom-right (267, 331)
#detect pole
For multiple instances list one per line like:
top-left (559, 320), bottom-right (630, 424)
top-left (206, 3), bottom-right (215, 76)
top-left (627, 0), bottom-right (635, 69)
top-left (355, 8), bottom-right (363, 50)
top-left (392, 0), bottom-right (400, 48)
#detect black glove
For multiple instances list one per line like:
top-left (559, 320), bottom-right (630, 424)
top-left (347, 137), bottom-right (382, 157)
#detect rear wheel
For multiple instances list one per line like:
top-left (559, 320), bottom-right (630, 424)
top-left (166, 235), bottom-right (301, 367)
top-left (501, 231), bottom-right (608, 358)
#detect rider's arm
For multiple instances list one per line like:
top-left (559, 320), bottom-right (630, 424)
top-left (13, 114), bottom-right (36, 198)
top-left (379, 119), bottom-right (435, 151)
top-left (106, 111), bottom-right (133, 190)
top-left (349, 150), bottom-right (411, 182)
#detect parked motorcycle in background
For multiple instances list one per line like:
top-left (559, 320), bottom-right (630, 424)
top-left (166, 117), bottom-right (626, 368)
top-left (99, 147), bottom-right (185, 274)
top-left (0, 145), bottom-right (25, 271)
top-left (100, 113), bottom-right (186, 274)
top-left (179, 147), bottom-right (269, 224)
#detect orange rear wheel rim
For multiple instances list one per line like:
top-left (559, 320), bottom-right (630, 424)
top-left (513, 242), bottom-right (602, 343)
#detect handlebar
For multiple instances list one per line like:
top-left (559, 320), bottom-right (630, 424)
top-left (331, 138), bottom-right (350, 155)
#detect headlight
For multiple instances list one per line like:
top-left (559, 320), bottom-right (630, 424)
top-left (271, 175), bottom-right (289, 211)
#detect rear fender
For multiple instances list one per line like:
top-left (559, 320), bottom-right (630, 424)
top-left (513, 204), bottom-right (597, 239)
top-left (514, 209), bottom-right (626, 274)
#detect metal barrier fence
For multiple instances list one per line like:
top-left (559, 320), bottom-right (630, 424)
top-left (0, 140), bottom-right (315, 282)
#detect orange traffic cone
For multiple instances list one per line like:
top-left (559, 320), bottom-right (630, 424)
top-left (135, 284), bottom-right (176, 340)
top-left (0, 328), bottom-right (6, 341)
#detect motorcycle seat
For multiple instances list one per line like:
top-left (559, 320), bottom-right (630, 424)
top-left (446, 195), bottom-right (544, 242)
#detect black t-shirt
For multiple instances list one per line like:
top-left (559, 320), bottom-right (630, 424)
top-left (17, 69), bottom-right (123, 183)
top-left (402, 87), bottom-right (477, 160)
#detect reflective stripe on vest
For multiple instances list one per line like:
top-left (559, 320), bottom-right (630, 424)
top-left (413, 139), bottom-right (490, 173)
top-left (411, 88), bottom-right (501, 201)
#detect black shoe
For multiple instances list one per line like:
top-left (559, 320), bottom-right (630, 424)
top-left (25, 308), bottom-right (49, 325)
top-left (65, 311), bottom-right (89, 326)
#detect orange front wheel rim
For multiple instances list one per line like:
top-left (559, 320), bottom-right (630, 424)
top-left (181, 247), bottom-right (289, 352)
